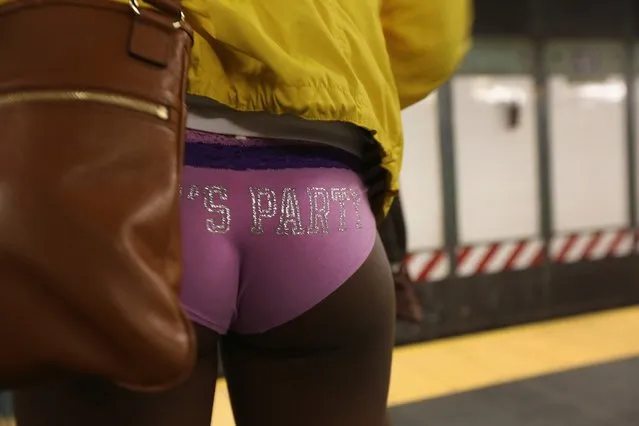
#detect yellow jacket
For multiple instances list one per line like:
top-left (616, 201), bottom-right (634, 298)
top-left (2, 0), bottom-right (472, 214)
top-left (183, 0), bottom-right (472, 215)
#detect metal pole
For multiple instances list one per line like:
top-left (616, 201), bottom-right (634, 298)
top-left (437, 83), bottom-right (460, 276)
top-left (624, 1), bottom-right (637, 245)
top-left (530, 0), bottom-right (554, 296)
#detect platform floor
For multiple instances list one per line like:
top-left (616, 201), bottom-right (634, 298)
top-left (390, 357), bottom-right (639, 426)
top-left (1, 307), bottom-right (637, 425)
top-left (210, 306), bottom-right (639, 425)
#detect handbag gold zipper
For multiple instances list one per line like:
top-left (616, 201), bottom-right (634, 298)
top-left (0, 90), bottom-right (169, 121)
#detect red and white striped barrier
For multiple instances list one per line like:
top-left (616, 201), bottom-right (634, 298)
top-left (456, 239), bottom-right (544, 277)
top-left (404, 239), bottom-right (545, 281)
top-left (405, 229), bottom-right (635, 282)
top-left (404, 229), bottom-right (636, 282)
top-left (550, 229), bottom-right (633, 264)
top-left (405, 250), bottom-right (450, 282)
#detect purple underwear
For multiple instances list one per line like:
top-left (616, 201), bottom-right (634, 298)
top-left (179, 130), bottom-right (377, 334)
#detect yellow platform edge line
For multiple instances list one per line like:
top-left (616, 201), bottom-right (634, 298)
top-left (390, 306), bottom-right (639, 404)
top-left (223, 306), bottom-right (639, 396)
top-left (210, 306), bottom-right (639, 424)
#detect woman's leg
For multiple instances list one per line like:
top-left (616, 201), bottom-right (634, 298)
top-left (13, 323), bottom-right (219, 426)
top-left (222, 236), bottom-right (395, 426)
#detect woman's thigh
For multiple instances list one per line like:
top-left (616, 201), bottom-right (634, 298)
top-left (13, 323), bottom-right (219, 426)
top-left (221, 235), bottom-right (395, 426)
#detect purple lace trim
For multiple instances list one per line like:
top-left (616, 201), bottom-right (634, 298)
top-left (184, 140), bottom-right (360, 172)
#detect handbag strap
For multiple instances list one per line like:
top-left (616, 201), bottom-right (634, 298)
top-left (131, 0), bottom-right (185, 26)
top-left (127, 0), bottom-right (190, 66)
top-left (145, 0), bottom-right (183, 17)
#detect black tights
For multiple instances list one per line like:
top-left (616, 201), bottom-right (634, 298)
top-left (14, 236), bottom-right (395, 426)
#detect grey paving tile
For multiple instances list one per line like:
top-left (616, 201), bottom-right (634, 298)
top-left (390, 357), bottom-right (639, 426)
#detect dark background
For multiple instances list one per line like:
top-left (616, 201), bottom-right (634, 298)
top-left (474, 0), bottom-right (636, 38)
top-left (395, 0), bottom-right (639, 345)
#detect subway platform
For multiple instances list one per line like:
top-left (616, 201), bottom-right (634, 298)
top-left (211, 306), bottom-right (639, 425)
top-left (1, 307), bottom-right (637, 425)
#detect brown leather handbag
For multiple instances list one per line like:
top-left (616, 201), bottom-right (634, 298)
top-left (0, 0), bottom-right (196, 391)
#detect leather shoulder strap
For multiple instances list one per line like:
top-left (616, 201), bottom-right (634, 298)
top-left (144, 0), bottom-right (183, 18)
